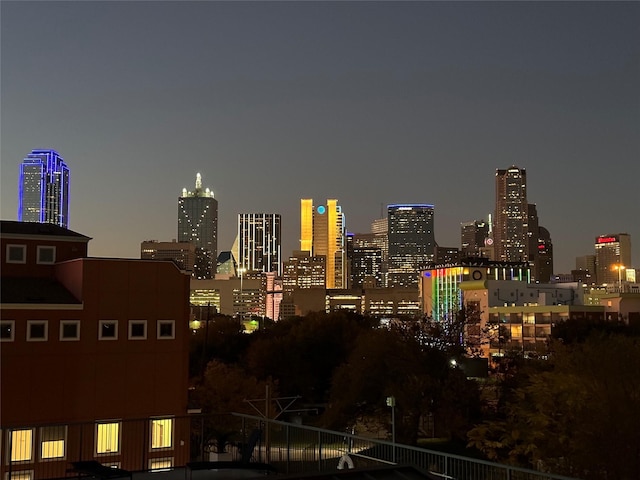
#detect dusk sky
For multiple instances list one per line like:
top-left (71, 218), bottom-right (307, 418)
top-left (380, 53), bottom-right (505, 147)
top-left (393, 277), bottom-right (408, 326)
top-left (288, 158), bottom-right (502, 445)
top-left (1, 1), bottom-right (639, 274)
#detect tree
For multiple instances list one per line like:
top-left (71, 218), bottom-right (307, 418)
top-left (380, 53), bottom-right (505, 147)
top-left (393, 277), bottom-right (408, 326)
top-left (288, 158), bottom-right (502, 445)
top-left (322, 328), bottom-right (479, 444)
top-left (243, 311), bottom-right (374, 403)
top-left (467, 334), bottom-right (640, 479)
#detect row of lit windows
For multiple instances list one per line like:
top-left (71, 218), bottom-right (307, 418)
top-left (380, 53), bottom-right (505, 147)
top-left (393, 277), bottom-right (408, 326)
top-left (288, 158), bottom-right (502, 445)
top-left (6, 419), bottom-right (174, 465)
top-left (0, 320), bottom-right (175, 342)
top-left (5, 244), bottom-right (56, 264)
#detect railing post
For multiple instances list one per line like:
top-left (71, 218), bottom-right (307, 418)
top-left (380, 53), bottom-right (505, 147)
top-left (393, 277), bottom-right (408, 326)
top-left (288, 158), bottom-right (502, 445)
top-left (286, 424), bottom-right (290, 474)
top-left (317, 431), bottom-right (322, 472)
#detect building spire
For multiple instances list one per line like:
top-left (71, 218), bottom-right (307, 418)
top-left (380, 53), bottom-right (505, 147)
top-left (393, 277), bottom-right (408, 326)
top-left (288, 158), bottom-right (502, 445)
top-left (195, 173), bottom-right (202, 190)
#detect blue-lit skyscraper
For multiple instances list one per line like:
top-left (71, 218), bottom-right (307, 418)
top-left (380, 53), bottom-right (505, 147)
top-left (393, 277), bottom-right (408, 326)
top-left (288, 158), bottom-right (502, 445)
top-left (18, 149), bottom-right (70, 228)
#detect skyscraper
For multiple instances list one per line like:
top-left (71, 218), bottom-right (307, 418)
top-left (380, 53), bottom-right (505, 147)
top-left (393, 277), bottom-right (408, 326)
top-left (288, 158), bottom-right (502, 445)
top-left (237, 213), bottom-right (282, 276)
top-left (18, 149), bottom-right (70, 228)
top-left (178, 173), bottom-right (218, 279)
top-left (595, 233), bottom-right (632, 285)
top-left (300, 199), bottom-right (346, 289)
top-left (494, 166), bottom-right (528, 263)
top-left (387, 204), bottom-right (435, 287)
top-left (460, 219), bottom-right (490, 257)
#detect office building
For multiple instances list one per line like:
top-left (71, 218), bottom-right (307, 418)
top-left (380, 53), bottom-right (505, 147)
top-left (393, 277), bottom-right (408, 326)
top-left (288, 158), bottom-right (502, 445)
top-left (461, 219), bottom-right (490, 258)
top-left (494, 166), bottom-right (528, 263)
top-left (595, 233), bottom-right (632, 285)
top-left (526, 204), bottom-right (554, 283)
top-left (282, 250), bottom-right (326, 294)
top-left (387, 204), bottom-right (435, 288)
top-left (237, 213), bottom-right (282, 276)
top-left (141, 240), bottom-right (197, 274)
top-left (1, 221), bottom-right (191, 477)
top-left (351, 246), bottom-right (383, 289)
top-left (300, 199), bottom-right (346, 289)
top-left (18, 149), bottom-right (70, 228)
top-left (178, 173), bottom-right (218, 278)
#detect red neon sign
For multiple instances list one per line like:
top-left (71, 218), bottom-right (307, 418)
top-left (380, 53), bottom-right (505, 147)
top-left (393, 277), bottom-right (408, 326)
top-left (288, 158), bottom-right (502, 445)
top-left (597, 236), bottom-right (617, 244)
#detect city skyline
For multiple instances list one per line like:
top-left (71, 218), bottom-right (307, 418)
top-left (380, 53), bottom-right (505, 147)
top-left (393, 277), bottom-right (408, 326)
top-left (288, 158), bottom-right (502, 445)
top-left (1, 1), bottom-right (638, 274)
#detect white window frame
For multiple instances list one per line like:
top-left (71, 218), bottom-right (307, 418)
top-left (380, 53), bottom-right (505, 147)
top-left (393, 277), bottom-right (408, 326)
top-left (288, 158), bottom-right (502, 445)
top-left (39, 425), bottom-right (67, 461)
top-left (36, 246), bottom-right (56, 265)
top-left (95, 421), bottom-right (121, 456)
top-left (98, 321), bottom-right (118, 341)
top-left (157, 320), bottom-right (175, 340)
top-left (26, 321), bottom-right (48, 342)
top-left (7, 428), bottom-right (34, 463)
top-left (6, 244), bottom-right (26, 264)
top-left (60, 321), bottom-right (81, 341)
top-left (128, 320), bottom-right (147, 340)
top-left (1, 320), bottom-right (15, 342)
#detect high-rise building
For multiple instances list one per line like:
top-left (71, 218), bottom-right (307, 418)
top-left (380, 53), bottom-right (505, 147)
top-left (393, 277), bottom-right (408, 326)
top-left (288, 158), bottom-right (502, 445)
top-left (282, 251), bottom-right (326, 293)
top-left (178, 173), bottom-right (218, 279)
top-left (460, 219), bottom-right (490, 258)
top-left (595, 233), bottom-right (632, 285)
top-left (349, 233), bottom-right (385, 288)
top-left (140, 240), bottom-right (197, 273)
top-left (18, 149), bottom-right (70, 228)
top-left (494, 166), bottom-right (528, 263)
top-left (299, 199), bottom-right (346, 289)
top-left (387, 204), bottom-right (435, 287)
top-left (237, 213), bottom-right (282, 276)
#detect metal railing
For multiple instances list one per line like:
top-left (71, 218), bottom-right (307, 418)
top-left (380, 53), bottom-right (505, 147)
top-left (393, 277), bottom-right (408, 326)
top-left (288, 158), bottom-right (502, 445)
top-left (1, 413), bottom-right (581, 480)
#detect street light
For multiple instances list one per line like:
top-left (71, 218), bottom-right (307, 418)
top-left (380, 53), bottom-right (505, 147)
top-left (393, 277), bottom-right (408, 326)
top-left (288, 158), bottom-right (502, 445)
top-left (386, 396), bottom-right (396, 463)
top-left (614, 264), bottom-right (625, 293)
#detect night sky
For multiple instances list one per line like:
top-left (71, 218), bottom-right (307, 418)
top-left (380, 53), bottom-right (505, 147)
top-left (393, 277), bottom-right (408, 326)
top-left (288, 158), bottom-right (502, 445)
top-left (1, 1), bottom-right (639, 274)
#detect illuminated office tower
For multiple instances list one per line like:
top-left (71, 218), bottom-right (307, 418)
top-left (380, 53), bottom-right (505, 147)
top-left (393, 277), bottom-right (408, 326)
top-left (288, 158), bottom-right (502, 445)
top-left (494, 166), bottom-right (528, 262)
top-left (460, 219), bottom-right (490, 257)
top-left (300, 199), bottom-right (346, 289)
top-left (18, 149), bottom-right (70, 228)
top-left (178, 173), bottom-right (218, 279)
top-left (595, 233), bottom-right (631, 285)
top-left (387, 204), bottom-right (435, 287)
top-left (237, 213), bottom-right (282, 276)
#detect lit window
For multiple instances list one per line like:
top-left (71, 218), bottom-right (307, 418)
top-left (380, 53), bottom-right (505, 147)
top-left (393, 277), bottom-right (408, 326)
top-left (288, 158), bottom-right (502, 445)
top-left (151, 418), bottom-right (173, 449)
top-left (6, 245), bottom-right (26, 264)
top-left (99, 321), bottom-right (118, 340)
top-left (40, 426), bottom-right (66, 459)
top-left (60, 321), bottom-right (80, 341)
top-left (96, 422), bottom-right (120, 454)
top-left (27, 321), bottom-right (48, 342)
top-left (148, 457), bottom-right (173, 471)
top-left (36, 246), bottom-right (56, 264)
top-left (157, 321), bottom-right (175, 340)
top-left (1, 321), bottom-right (15, 342)
top-left (10, 429), bottom-right (33, 462)
top-left (128, 320), bottom-right (147, 340)
top-left (7, 470), bottom-right (33, 480)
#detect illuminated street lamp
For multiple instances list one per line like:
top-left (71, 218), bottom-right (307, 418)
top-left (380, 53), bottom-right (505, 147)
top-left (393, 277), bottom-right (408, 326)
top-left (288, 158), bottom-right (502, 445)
top-left (614, 264), bottom-right (625, 292)
top-left (238, 267), bottom-right (246, 319)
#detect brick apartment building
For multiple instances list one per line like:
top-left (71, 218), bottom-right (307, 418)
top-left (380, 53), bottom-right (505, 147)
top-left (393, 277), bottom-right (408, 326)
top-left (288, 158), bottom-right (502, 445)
top-left (1, 221), bottom-right (191, 479)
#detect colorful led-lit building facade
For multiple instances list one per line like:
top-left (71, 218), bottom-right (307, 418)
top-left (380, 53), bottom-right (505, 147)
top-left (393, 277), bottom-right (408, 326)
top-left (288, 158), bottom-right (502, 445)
top-left (300, 199), bottom-right (346, 289)
top-left (595, 233), bottom-right (632, 285)
top-left (237, 213), bottom-right (282, 276)
top-left (420, 258), bottom-right (607, 360)
top-left (178, 173), bottom-right (218, 279)
top-left (18, 149), bottom-right (70, 228)
top-left (387, 204), bottom-right (435, 288)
